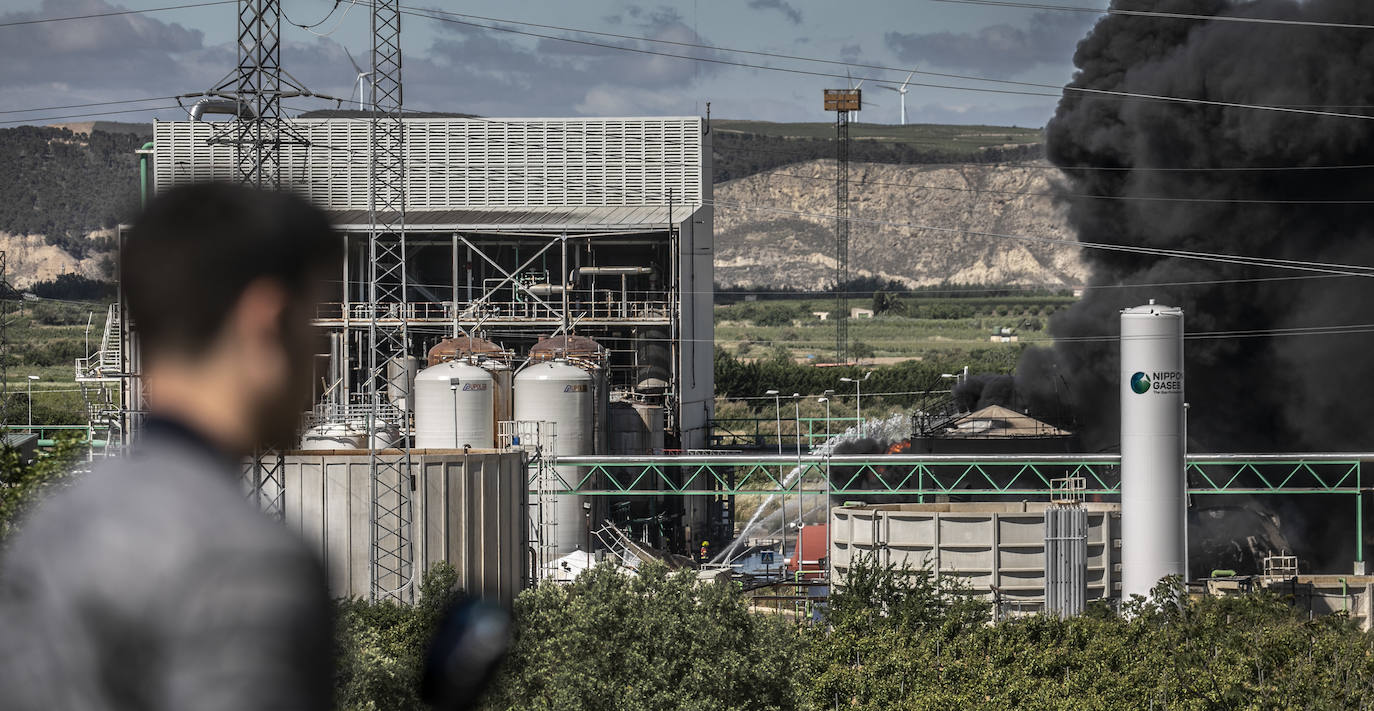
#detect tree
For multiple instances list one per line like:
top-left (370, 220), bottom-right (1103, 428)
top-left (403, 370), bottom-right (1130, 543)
top-left (0, 433), bottom-right (85, 545)
top-left (481, 563), bottom-right (799, 711)
top-left (335, 563), bottom-right (463, 711)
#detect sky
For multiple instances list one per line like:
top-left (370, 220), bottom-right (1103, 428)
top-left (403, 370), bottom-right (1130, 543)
top-left (0, 0), bottom-right (1108, 128)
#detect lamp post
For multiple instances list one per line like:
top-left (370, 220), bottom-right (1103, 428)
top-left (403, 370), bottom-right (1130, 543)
top-left (818, 393), bottom-right (833, 583)
top-left (583, 500), bottom-right (593, 562)
top-left (792, 393), bottom-right (802, 545)
top-left (765, 389), bottom-right (782, 455)
top-left (26, 375), bottom-right (40, 429)
top-left (840, 371), bottom-right (872, 438)
top-left (448, 377), bottom-right (460, 448)
top-left (818, 392), bottom-right (833, 442)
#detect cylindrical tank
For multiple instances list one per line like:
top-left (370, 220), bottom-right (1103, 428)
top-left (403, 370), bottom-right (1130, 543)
top-left (635, 403), bottom-right (665, 454)
top-left (1120, 301), bottom-right (1186, 600)
top-left (486, 361), bottom-right (514, 428)
top-left (414, 360), bottom-right (495, 449)
top-left (530, 335), bottom-right (608, 455)
top-left (514, 359), bottom-right (593, 555)
top-left (300, 422), bottom-right (364, 450)
top-left (609, 400), bottom-right (666, 455)
top-left (387, 355), bottom-right (420, 411)
top-left (609, 401), bottom-right (648, 454)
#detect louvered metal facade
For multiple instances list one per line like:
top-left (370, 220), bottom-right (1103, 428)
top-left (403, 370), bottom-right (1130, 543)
top-left (153, 117), bottom-right (705, 210)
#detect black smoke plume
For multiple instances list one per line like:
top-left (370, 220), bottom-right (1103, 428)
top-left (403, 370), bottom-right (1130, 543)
top-left (1015, 0), bottom-right (1374, 452)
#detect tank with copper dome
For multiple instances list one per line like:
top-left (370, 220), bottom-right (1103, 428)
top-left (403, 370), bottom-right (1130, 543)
top-left (426, 334), bottom-right (515, 434)
top-left (528, 335), bottom-right (609, 454)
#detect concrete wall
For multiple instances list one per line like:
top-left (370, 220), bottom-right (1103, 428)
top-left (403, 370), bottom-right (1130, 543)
top-left (832, 502), bottom-right (1121, 614)
top-left (279, 450), bottom-right (527, 607)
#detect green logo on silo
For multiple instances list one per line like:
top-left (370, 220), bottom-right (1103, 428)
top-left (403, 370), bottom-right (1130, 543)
top-left (1130, 372), bottom-right (1151, 394)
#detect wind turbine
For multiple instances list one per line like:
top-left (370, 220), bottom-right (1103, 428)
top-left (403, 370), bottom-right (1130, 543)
top-left (879, 70), bottom-right (916, 125)
top-left (345, 47), bottom-right (373, 111)
top-left (845, 71), bottom-right (881, 112)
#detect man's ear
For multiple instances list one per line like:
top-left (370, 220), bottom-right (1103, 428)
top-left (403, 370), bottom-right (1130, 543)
top-left (229, 279), bottom-right (290, 349)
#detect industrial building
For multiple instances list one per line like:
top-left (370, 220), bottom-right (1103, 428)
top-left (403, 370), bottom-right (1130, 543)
top-left (85, 115), bottom-right (717, 594)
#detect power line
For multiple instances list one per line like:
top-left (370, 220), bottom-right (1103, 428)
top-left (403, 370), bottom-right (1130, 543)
top-left (0, 104), bottom-right (187, 126)
top-left (705, 197), bottom-right (1374, 278)
top-left (394, 5), bottom-right (1374, 122)
top-left (931, 0), bottom-right (1374, 30)
top-left (0, 96), bottom-right (185, 115)
top-left (761, 169), bottom-right (1374, 205)
top-left (718, 140), bottom-right (1374, 174)
top-left (0, 0), bottom-right (235, 29)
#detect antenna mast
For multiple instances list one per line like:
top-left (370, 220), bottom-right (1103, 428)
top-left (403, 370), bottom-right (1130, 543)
top-left (823, 88), bottom-right (860, 364)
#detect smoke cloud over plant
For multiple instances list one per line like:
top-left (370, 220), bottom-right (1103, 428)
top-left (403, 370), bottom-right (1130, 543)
top-left (1007, 0), bottom-right (1374, 452)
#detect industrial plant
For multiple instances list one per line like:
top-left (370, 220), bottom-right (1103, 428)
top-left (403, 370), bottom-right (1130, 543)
top-left (57, 0), bottom-right (1374, 631)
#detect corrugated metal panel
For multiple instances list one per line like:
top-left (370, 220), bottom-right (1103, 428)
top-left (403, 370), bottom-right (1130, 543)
top-left (153, 117), bottom-right (704, 210)
top-left (282, 450), bottom-right (527, 606)
top-left (324, 205), bottom-right (678, 231)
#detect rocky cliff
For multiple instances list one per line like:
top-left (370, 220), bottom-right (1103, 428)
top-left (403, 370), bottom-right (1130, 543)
top-left (713, 160), bottom-right (1086, 289)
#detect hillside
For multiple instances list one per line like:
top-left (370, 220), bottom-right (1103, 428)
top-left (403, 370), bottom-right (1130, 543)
top-left (714, 159), bottom-right (1085, 288)
top-left (710, 121), bottom-right (1043, 182)
top-left (0, 119), bottom-right (1064, 290)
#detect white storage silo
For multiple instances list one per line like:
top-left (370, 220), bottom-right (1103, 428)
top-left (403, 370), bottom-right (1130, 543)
top-left (387, 355), bottom-right (420, 411)
top-left (515, 359), bottom-right (594, 555)
top-left (1120, 301), bottom-right (1186, 600)
top-left (414, 360), bottom-right (496, 449)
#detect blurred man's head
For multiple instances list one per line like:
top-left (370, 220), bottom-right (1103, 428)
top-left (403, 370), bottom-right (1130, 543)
top-left (124, 183), bottom-right (340, 454)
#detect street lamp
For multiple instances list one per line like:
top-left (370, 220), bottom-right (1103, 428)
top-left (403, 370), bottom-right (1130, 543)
top-left (818, 391), bottom-right (834, 442)
top-left (765, 389), bottom-right (782, 455)
top-left (792, 393), bottom-right (802, 545)
top-left (839, 371), bottom-right (872, 438)
top-left (26, 375), bottom-right (40, 429)
top-left (448, 377), bottom-right (461, 448)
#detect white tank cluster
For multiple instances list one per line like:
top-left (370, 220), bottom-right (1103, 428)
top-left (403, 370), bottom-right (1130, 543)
top-left (515, 358), bottom-right (595, 555)
top-left (1120, 300), bottom-right (1186, 600)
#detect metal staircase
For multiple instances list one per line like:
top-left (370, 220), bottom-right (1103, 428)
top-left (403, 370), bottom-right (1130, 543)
top-left (500, 420), bottom-right (558, 582)
top-left (75, 304), bottom-right (123, 455)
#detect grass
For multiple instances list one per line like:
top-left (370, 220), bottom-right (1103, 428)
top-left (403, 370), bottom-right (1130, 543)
top-left (711, 119), bottom-right (1044, 153)
top-left (4, 300), bottom-right (109, 425)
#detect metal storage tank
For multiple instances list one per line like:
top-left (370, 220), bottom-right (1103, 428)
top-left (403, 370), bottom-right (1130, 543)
top-left (515, 359), bottom-right (593, 555)
top-left (831, 502), bottom-right (1122, 614)
top-left (609, 399), bottom-right (665, 454)
top-left (414, 360), bottom-right (495, 449)
top-left (387, 355), bottom-right (420, 411)
top-left (300, 422), bottom-right (364, 450)
top-left (1120, 301), bottom-right (1186, 600)
top-left (530, 336), bottom-right (608, 455)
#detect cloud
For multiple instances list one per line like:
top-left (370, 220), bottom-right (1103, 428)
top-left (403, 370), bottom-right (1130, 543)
top-left (747, 0), bottom-right (802, 25)
top-left (885, 11), bottom-right (1094, 75)
top-left (416, 6), bottom-right (722, 115)
top-left (0, 0), bottom-right (207, 100)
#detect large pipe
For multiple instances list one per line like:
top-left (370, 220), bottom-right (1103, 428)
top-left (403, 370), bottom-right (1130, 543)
top-left (1120, 301), bottom-right (1186, 600)
top-left (188, 98), bottom-right (256, 121)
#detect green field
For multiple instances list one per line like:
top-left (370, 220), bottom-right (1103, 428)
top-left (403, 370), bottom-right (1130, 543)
top-left (4, 300), bottom-right (110, 426)
top-left (712, 119), bottom-right (1044, 153)
top-left (714, 294), bottom-right (1073, 361)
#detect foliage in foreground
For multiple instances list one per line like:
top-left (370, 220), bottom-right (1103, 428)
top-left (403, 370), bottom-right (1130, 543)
top-left (802, 562), bottom-right (1374, 711)
top-left (461, 556), bottom-right (1374, 711)
top-left (481, 563), bottom-right (798, 711)
top-left (334, 563), bottom-right (463, 711)
top-left (0, 434), bottom-right (84, 545)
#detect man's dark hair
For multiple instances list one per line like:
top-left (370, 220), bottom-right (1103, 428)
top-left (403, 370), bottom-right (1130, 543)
top-left (123, 183), bottom-right (341, 358)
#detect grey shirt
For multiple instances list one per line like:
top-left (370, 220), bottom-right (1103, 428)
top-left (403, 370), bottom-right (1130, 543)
top-left (0, 424), bottom-right (331, 711)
